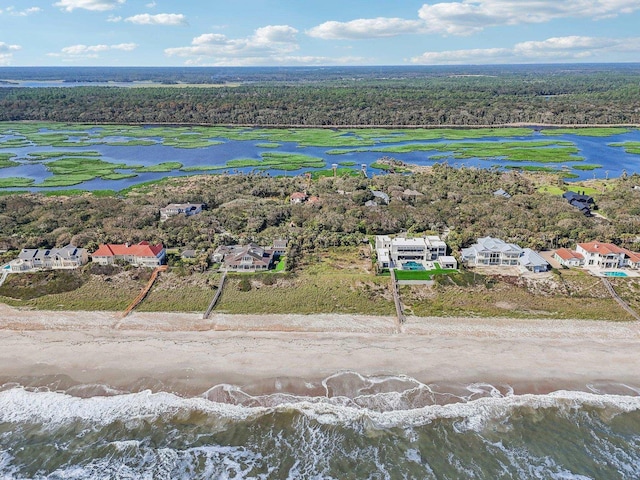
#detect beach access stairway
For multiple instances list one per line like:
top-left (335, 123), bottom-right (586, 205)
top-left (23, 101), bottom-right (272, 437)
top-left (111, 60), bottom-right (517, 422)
top-left (121, 265), bottom-right (168, 318)
top-left (390, 269), bottom-right (405, 331)
top-left (601, 277), bottom-right (640, 321)
top-left (203, 271), bottom-right (227, 319)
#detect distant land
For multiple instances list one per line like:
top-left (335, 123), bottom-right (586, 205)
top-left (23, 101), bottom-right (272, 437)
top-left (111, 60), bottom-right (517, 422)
top-left (1, 64), bottom-right (639, 126)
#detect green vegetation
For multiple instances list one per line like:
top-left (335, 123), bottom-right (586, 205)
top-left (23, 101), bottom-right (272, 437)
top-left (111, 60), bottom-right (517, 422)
top-left (0, 177), bottom-right (34, 188)
top-left (135, 162), bottom-right (183, 173)
top-left (338, 161), bottom-right (356, 166)
top-left (0, 153), bottom-right (18, 168)
top-left (103, 139), bottom-right (157, 147)
top-left (505, 165), bottom-right (560, 173)
top-left (180, 165), bottom-right (226, 172)
top-left (255, 143), bottom-right (281, 148)
top-left (38, 157), bottom-right (138, 187)
top-left (332, 140), bottom-right (584, 163)
top-left (394, 267), bottom-right (458, 281)
top-left (0, 138), bottom-right (31, 149)
top-left (609, 141), bottom-right (640, 155)
top-left (0, 271), bottom-right (85, 301)
top-left (25, 151), bottom-right (102, 160)
top-left (542, 127), bottom-right (631, 137)
top-left (310, 168), bottom-right (360, 179)
top-left (572, 164), bottom-right (602, 171)
top-left (228, 152), bottom-right (326, 171)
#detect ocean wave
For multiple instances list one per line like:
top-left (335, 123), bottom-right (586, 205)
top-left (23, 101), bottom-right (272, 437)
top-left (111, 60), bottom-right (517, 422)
top-left (1, 382), bottom-right (640, 432)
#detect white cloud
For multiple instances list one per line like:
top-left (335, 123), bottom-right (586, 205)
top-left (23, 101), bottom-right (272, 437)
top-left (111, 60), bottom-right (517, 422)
top-left (50, 42), bottom-right (137, 58)
top-left (308, 18), bottom-right (424, 40)
top-left (410, 35), bottom-right (640, 64)
top-left (125, 13), bottom-right (187, 26)
top-left (308, 1), bottom-right (640, 39)
top-left (54, 0), bottom-right (125, 12)
top-left (0, 42), bottom-right (21, 65)
top-left (107, 15), bottom-right (121, 22)
top-left (0, 6), bottom-right (42, 16)
top-left (146, 1), bottom-right (156, 7)
top-left (165, 25), bottom-right (300, 64)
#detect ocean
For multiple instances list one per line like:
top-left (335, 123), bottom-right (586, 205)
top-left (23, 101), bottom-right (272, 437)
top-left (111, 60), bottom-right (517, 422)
top-left (1, 372), bottom-right (639, 479)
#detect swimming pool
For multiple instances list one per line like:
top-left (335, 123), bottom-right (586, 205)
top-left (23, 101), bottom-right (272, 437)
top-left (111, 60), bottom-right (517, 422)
top-left (402, 261), bottom-right (425, 271)
top-left (604, 271), bottom-right (628, 277)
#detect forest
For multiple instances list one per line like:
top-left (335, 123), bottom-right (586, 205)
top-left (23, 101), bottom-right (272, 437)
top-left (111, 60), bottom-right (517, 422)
top-left (1, 64), bottom-right (640, 125)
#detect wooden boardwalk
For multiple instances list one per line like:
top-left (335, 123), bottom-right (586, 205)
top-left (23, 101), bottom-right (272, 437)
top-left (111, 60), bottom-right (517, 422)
top-left (601, 277), bottom-right (640, 321)
top-left (203, 271), bottom-right (227, 319)
top-left (390, 269), bottom-right (405, 332)
top-left (120, 265), bottom-right (168, 318)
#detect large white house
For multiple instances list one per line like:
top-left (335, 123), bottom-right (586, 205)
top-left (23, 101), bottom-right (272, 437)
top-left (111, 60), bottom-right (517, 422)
top-left (461, 237), bottom-right (523, 267)
top-left (375, 235), bottom-right (456, 269)
top-left (576, 241), bottom-right (640, 269)
top-left (8, 245), bottom-right (89, 272)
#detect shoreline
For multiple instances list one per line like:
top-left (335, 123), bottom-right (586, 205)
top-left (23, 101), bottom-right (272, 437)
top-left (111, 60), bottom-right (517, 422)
top-left (1, 304), bottom-right (639, 397)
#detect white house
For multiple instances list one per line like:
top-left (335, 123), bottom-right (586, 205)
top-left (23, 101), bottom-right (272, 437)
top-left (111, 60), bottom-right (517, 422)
top-left (576, 241), bottom-right (640, 269)
top-left (461, 237), bottom-right (523, 267)
top-left (375, 235), bottom-right (454, 269)
top-left (553, 248), bottom-right (585, 267)
top-left (8, 245), bottom-right (89, 272)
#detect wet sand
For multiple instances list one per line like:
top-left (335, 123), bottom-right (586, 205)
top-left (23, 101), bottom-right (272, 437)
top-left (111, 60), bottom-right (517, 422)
top-left (1, 303), bottom-right (639, 395)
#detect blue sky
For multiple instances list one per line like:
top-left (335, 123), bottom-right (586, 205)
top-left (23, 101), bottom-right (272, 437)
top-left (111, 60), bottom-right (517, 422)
top-left (1, 0), bottom-right (640, 66)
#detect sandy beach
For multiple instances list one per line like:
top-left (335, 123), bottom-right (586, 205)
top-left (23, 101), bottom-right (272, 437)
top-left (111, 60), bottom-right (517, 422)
top-left (1, 302), bottom-right (639, 395)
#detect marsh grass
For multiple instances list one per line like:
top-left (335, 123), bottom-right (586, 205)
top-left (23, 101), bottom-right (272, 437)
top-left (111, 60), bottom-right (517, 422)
top-left (609, 141), bottom-right (640, 155)
top-left (0, 177), bottom-right (35, 188)
top-left (0, 153), bottom-right (18, 168)
top-left (542, 127), bottom-right (631, 137)
top-left (135, 162), bottom-right (183, 173)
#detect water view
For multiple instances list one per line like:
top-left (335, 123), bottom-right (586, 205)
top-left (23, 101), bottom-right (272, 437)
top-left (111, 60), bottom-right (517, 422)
top-left (1, 123), bottom-right (640, 191)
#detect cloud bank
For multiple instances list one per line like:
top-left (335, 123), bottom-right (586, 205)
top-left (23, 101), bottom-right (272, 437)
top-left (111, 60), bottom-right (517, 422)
top-left (308, 1), bottom-right (640, 39)
top-left (410, 35), bottom-right (640, 64)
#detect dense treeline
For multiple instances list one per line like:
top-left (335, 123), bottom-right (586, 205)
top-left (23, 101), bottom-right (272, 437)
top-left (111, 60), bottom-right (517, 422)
top-left (1, 168), bottom-right (639, 268)
top-left (1, 66), bottom-right (639, 125)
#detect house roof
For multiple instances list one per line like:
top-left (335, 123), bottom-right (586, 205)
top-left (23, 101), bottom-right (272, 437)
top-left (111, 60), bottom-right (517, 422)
top-left (493, 189), bottom-right (512, 198)
top-left (475, 237), bottom-right (523, 254)
top-left (92, 241), bottom-right (164, 258)
top-left (554, 248), bottom-right (584, 261)
top-left (290, 192), bottom-right (307, 200)
top-left (223, 244), bottom-right (274, 267)
top-left (577, 241), bottom-right (626, 255)
top-left (519, 248), bottom-right (549, 268)
top-left (19, 245), bottom-right (84, 261)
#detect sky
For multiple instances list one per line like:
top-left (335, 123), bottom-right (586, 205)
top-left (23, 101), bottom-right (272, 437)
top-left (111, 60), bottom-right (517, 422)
top-left (1, 0), bottom-right (640, 67)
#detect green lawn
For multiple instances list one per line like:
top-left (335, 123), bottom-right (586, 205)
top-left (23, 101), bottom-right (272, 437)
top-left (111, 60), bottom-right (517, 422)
top-left (394, 268), bottom-right (458, 281)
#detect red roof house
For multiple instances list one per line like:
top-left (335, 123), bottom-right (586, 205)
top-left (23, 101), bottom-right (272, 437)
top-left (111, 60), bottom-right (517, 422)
top-left (92, 241), bottom-right (166, 267)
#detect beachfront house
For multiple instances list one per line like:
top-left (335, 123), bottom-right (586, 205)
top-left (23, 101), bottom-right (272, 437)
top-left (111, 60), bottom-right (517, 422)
top-left (8, 245), bottom-right (88, 272)
top-left (160, 203), bottom-right (204, 221)
top-left (214, 243), bottom-right (277, 272)
top-left (461, 237), bottom-right (523, 267)
top-left (91, 241), bottom-right (166, 267)
top-left (519, 248), bottom-right (550, 273)
top-left (553, 248), bottom-right (585, 267)
top-left (576, 241), bottom-right (640, 269)
top-left (375, 235), bottom-right (454, 269)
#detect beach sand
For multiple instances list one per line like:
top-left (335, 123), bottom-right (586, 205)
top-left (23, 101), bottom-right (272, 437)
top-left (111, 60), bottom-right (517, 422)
top-left (1, 303), bottom-right (639, 395)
